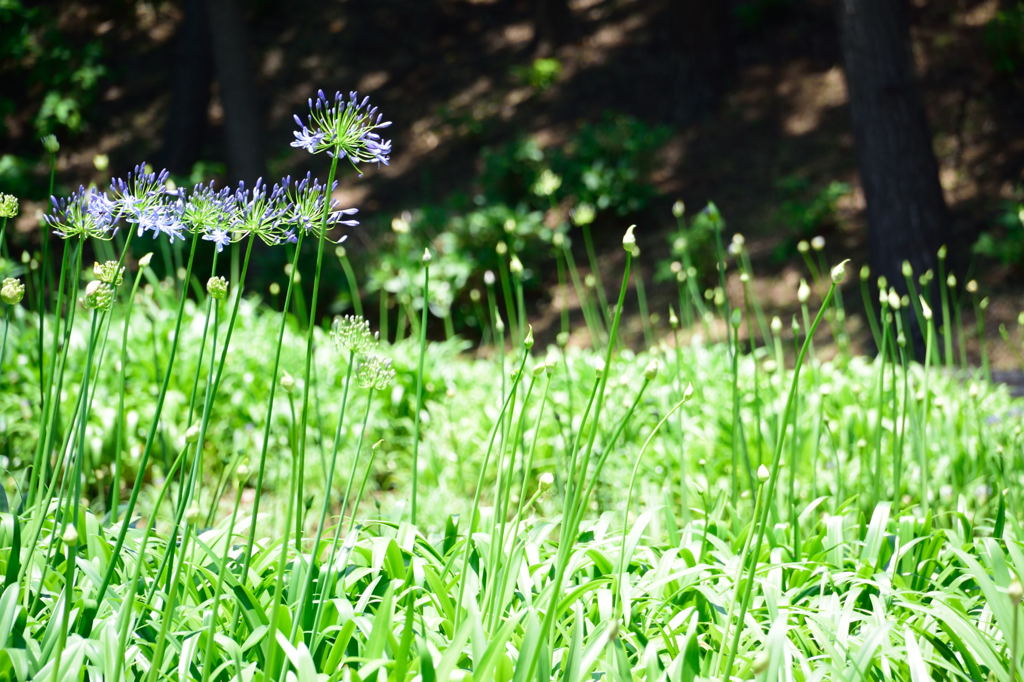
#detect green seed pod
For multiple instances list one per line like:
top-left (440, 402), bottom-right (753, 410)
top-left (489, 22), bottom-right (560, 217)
top-left (0, 193), bottom-right (18, 219)
top-left (82, 280), bottom-right (115, 311)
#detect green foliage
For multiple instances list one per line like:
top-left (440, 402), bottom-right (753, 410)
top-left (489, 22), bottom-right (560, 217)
top-left (984, 3), bottom-right (1024, 75)
top-left (973, 192), bottom-right (1024, 266)
top-left (772, 175), bottom-right (850, 259)
top-left (512, 57), bottom-right (563, 91)
top-left (363, 113), bottom-right (669, 327)
top-left (0, 1), bottom-right (107, 139)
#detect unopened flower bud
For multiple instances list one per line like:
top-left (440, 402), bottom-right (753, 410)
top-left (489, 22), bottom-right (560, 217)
top-left (422, 248), bottom-right (432, 264)
top-left (797, 279), bottom-right (811, 304)
top-left (797, 240), bottom-right (809, 254)
top-left (524, 325), bottom-right (534, 349)
top-left (538, 472), bottom-right (554, 486)
top-left (62, 523), bottom-right (78, 546)
top-left (185, 423), bottom-right (200, 444)
top-left (1009, 579), bottom-right (1023, 605)
top-left (643, 359), bottom-right (660, 381)
top-left (509, 255), bottom-right (523, 275)
top-left (887, 289), bottom-right (901, 310)
top-left (946, 273), bottom-right (956, 288)
top-left (901, 261), bottom-right (913, 278)
top-left (622, 224), bottom-right (638, 256)
top-left (1, 277), bottom-right (25, 305)
top-left (921, 300), bottom-right (933, 321)
top-left (280, 372), bottom-right (296, 393)
top-left (556, 330), bottom-right (569, 347)
top-left (82, 280), bottom-right (115, 311)
top-left (41, 134), bottom-right (60, 154)
top-left (770, 316), bottom-right (782, 334)
top-left (830, 259), bottom-right (850, 285)
top-left (859, 264), bottom-right (870, 281)
top-left (207, 276), bottom-right (228, 300)
top-left (669, 307), bottom-right (679, 329)
top-left (139, 252), bottom-right (154, 267)
top-left (495, 241), bottom-right (508, 256)
top-left (966, 279), bottom-right (978, 293)
top-left (757, 464), bottom-right (770, 483)
top-left (810, 235), bottom-right (825, 251)
top-left (672, 200), bottom-right (685, 218)
top-left (185, 505), bottom-right (202, 525)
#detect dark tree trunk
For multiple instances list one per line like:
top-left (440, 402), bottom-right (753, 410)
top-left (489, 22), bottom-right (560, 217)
top-left (159, 0), bottom-right (213, 176)
top-left (838, 0), bottom-right (950, 294)
top-left (661, 1), bottom-right (735, 120)
top-left (531, 0), bottom-right (574, 55)
top-left (206, 0), bottom-right (266, 184)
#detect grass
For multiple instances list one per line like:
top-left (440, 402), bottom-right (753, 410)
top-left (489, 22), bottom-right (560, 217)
top-left (0, 93), bottom-right (1022, 680)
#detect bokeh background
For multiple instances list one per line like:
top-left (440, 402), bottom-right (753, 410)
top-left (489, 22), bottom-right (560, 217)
top-left (2, 0), bottom-right (1022, 367)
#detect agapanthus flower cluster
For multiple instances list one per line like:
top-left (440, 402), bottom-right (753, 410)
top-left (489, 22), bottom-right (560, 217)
top-left (291, 90), bottom-right (392, 168)
top-left (1, 277), bottom-right (25, 305)
top-left (43, 88), bottom-right (388, 247)
top-left (44, 169), bottom-right (360, 249)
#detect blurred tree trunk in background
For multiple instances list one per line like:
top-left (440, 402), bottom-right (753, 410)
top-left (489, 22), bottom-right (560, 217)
top-left (532, 0), bottom-right (574, 54)
top-left (838, 0), bottom-right (950, 296)
top-left (207, 0), bottom-right (266, 183)
top-left (160, 0), bottom-right (212, 176)
top-left (663, 0), bottom-right (735, 118)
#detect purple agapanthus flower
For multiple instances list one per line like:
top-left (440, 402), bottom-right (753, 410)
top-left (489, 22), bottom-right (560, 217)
top-left (45, 186), bottom-right (116, 240)
top-left (291, 90), bottom-right (393, 170)
top-left (229, 177), bottom-right (289, 245)
top-left (202, 228), bottom-right (232, 252)
top-left (284, 171), bottom-right (359, 241)
top-left (136, 203), bottom-right (186, 243)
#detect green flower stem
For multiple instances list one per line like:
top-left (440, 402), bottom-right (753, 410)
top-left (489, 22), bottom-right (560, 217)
top-left (290, 351), bottom-right (355, 642)
top-left (309, 384), bottom-right (375, 647)
top-left (77, 232), bottom-right (199, 637)
top-left (720, 278), bottom-right (838, 681)
top-left (524, 249), bottom-right (632, 681)
top-left (411, 260), bottom-right (429, 524)
top-left (110, 261), bottom-right (152, 513)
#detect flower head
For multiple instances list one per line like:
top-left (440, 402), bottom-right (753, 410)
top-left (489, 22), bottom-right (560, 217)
top-left (1, 277), bottom-right (25, 305)
top-left (331, 315), bottom-right (377, 356)
top-left (228, 178), bottom-right (288, 245)
top-left (82, 280), bottom-right (115, 311)
top-left (284, 172), bottom-right (359, 240)
top-left (358, 354), bottom-right (395, 390)
top-left (291, 90), bottom-right (393, 169)
top-left (182, 181), bottom-right (233, 239)
top-left (0, 193), bottom-right (19, 219)
top-left (207, 276), bottom-right (229, 300)
top-left (108, 163), bottom-right (171, 223)
top-left (45, 187), bottom-right (116, 240)
top-left (93, 260), bottom-right (125, 286)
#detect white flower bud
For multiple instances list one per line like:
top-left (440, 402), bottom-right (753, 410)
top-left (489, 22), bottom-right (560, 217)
top-left (62, 523), bottom-right (78, 546)
top-left (622, 224), bottom-right (638, 256)
top-left (672, 200), bottom-right (685, 218)
top-left (757, 464), bottom-right (770, 483)
top-left (280, 372), bottom-right (296, 393)
top-left (509, 255), bottom-right (524, 275)
top-left (185, 423), bottom-right (200, 444)
top-left (770, 316), bottom-right (782, 334)
top-left (422, 248), bottom-right (432, 264)
top-left (797, 279), bottom-right (811, 304)
top-left (830, 259), bottom-right (850, 285)
top-left (966, 279), bottom-right (978, 293)
top-left (810, 235), bottom-right (825, 251)
top-left (139, 252), bottom-right (154, 267)
top-left (797, 240), bottom-right (809, 254)
top-left (1009, 579), bottom-right (1023, 606)
top-left (643, 359), bottom-right (660, 381)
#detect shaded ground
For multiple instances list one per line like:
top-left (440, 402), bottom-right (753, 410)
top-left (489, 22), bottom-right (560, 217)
top-left (5, 0), bottom-right (1023, 365)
